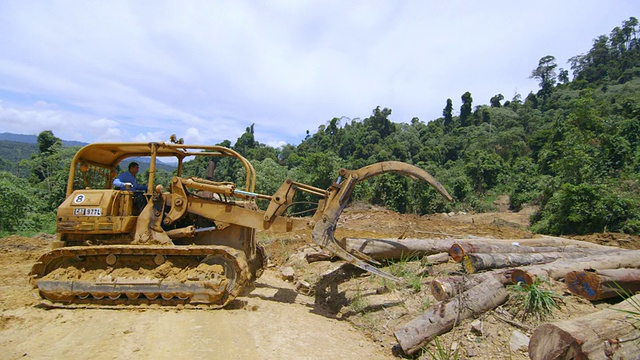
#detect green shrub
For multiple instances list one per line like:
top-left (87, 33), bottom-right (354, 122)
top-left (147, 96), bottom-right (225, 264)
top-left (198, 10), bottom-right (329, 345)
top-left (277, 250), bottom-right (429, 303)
top-left (508, 159), bottom-right (548, 211)
top-left (0, 171), bottom-right (45, 232)
top-left (531, 181), bottom-right (640, 235)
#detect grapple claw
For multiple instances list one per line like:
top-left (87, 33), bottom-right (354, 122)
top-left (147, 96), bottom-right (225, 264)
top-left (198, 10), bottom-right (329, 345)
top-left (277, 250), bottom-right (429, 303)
top-left (312, 161), bottom-right (453, 281)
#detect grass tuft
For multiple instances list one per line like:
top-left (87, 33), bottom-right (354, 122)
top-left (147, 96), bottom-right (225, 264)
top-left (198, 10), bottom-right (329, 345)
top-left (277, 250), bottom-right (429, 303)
top-left (613, 283), bottom-right (640, 322)
top-left (350, 285), bottom-right (368, 314)
top-left (508, 278), bottom-right (562, 322)
top-left (386, 253), bottom-right (426, 293)
top-left (422, 336), bottom-right (460, 360)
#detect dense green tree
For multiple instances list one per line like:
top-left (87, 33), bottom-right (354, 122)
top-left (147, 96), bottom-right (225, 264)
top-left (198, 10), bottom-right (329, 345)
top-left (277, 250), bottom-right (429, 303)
top-left (490, 94), bottom-right (504, 108)
top-left (31, 146), bottom-right (77, 211)
top-left (233, 124), bottom-right (256, 155)
top-left (558, 69), bottom-right (570, 84)
top-left (443, 98), bottom-right (453, 130)
top-left (0, 172), bottom-right (36, 231)
top-left (33, 131), bottom-right (64, 182)
top-left (474, 105), bottom-right (491, 125)
top-left (508, 158), bottom-right (547, 211)
top-left (569, 17), bottom-right (640, 85)
top-left (37, 130), bottom-right (62, 154)
top-left (531, 55), bottom-right (557, 104)
top-left (459, 92), bottom-right (473, 126)
top-left (364, 106), bottom-right (395, 138)
top-left (370, 173), bottom-right (410, 213)
top-left (325, 117), bottom-right (342, 146)
top-left (253, 158), bottom-right (289, 201)
top-left (464, 150), bottom-right (505, 192)
top-left (298, 151), bottom-right (342, 190)
top-left (531, 182), bottom-right (640, 235)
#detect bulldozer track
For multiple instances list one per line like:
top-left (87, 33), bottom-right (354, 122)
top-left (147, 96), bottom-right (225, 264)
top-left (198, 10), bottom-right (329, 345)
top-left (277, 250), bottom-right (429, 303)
top-left (30, 245), bottom-right (250, 308)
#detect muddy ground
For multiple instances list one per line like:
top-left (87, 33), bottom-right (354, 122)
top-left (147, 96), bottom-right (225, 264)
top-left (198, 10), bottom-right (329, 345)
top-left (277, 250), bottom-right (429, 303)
top-left (1, 203), bottom-right (638, 359)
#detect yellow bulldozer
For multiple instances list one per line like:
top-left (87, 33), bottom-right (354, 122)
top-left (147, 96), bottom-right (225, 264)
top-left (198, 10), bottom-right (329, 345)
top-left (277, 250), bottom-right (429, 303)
top-left (30, 137), bottom-right (452, 307)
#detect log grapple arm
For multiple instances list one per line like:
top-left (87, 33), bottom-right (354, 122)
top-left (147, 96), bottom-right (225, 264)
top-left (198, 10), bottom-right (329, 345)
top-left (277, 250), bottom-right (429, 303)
top-left (312, 161), bottom-right (453, 281)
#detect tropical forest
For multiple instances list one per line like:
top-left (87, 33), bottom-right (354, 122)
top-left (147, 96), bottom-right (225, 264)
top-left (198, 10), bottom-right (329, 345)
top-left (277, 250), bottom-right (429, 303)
top-left (1, 17), bottom-right (639, 238)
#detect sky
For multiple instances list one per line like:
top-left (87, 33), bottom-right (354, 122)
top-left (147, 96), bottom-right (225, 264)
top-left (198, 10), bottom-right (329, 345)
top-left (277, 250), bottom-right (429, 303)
top-left (0, 1), bottom-right (637, 148)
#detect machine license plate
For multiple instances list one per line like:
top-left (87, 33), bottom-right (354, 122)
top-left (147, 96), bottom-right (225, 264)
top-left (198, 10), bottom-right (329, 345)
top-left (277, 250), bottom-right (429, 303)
top-left (74, 208), bottom-right (102, 216)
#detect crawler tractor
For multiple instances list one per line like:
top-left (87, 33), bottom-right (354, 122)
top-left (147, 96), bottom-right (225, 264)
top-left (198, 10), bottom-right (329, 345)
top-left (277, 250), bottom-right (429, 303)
top-left (30, 138), bottom-right (452, 307)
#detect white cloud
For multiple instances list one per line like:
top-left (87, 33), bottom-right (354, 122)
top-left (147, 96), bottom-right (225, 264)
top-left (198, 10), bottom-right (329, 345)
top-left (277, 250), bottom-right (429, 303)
top-left (184, 127), bottom-right (205, 144)
top-left (97, 128), bottom-right (125, 143)
top-left (0, 103), bottom-right (65, 135)
top-left (132, 131), bottom-right (167, 143)
top-left (0, 1), bottom-right (637, 147)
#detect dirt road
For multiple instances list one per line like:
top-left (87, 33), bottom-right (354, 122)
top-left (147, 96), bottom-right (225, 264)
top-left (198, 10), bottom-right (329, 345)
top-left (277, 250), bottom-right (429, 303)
top-left (1, 266), bottom-right (393, 360)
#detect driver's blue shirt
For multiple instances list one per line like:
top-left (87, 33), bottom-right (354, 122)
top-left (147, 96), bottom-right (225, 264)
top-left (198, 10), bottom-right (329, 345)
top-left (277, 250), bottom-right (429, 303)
top-left (113, 172), bottom-right (147, 191)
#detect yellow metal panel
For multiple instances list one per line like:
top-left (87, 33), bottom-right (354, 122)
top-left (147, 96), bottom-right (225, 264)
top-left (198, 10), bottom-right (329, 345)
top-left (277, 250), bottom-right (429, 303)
top-left (97, 223), bottom-right (113, 230)
top-left (69, 192), bottom-right (105, 206)
top-left (78, 223), bottom-right (94, 231)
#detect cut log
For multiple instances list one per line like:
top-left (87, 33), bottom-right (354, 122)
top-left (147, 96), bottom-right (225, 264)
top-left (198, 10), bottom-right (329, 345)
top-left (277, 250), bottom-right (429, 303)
top-left (304, 249), bottom-right (449, 265)
top-left (565, 268), bottom-right (640, 301)
top-left (341, 236), bottom-right (614, 262)
top-left (510, 250), bottom-right (640, 285)
top-left (449, 243), bottom-right (580, 263)
top-left (529, 293), bottom-right (640, 360)
top-left (528, 235), bottom-right (620, 249)
top-left (423, 252), bottom-right (450, 265)
top-left (462, 251), bottom-right (610, 274)
top-left (430, 269), bottom-right (512, 301)
top-left (395, 276), bottom-right (509, 355)
top-left (340, 238), bottom-right (458, 260)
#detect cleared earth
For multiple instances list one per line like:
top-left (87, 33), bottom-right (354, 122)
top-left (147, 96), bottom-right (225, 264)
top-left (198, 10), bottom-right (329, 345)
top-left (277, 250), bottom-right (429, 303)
top-left (2, 202), bottom-right (638, 359)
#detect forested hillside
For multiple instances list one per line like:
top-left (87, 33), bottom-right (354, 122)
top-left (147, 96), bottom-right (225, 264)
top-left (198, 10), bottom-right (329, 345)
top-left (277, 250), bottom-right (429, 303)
top-left (1, 17), bottom-right (639, 237)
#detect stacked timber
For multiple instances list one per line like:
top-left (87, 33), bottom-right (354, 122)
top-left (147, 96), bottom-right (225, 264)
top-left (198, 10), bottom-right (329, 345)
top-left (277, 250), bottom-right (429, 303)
top-left (508, 250), bottom-right (640, 285)
top-left (337, 237), bottom-right (640, 302)
top-left (308, 236), bottom-right (640, 356)
top-left (340, 237), bottom-right (639, 357)
top-left (448, 241), bottom-right (620, 274)
top-left (340, 235), bottom-right (613, 261)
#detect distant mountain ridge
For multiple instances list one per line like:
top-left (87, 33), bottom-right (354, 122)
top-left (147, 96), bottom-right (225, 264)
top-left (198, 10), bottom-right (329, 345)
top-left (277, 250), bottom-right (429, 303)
top-left (0, 132), bottom-right (87, 147)
top-left (0, 132), bottom-right (176, 172)
top-left (0, 140), bottom-right (38, 163)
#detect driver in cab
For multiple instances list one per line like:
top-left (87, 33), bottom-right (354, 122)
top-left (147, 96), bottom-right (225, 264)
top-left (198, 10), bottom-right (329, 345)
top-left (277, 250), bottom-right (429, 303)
top-left (113, 162), bottom-right (148, 192)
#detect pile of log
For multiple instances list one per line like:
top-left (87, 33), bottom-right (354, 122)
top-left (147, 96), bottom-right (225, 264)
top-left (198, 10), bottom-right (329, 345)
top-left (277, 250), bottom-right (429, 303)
top-left (339, 236), bottom-right (611, 262)
top-left (329, 236), bottom-right (640, 357)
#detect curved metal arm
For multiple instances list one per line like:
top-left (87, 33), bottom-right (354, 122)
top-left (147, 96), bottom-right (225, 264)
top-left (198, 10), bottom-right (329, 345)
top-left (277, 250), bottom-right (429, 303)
top-left (312, 161), bottom-right (453, 281)
top-left (341, 161), bottom-right (453, 201)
